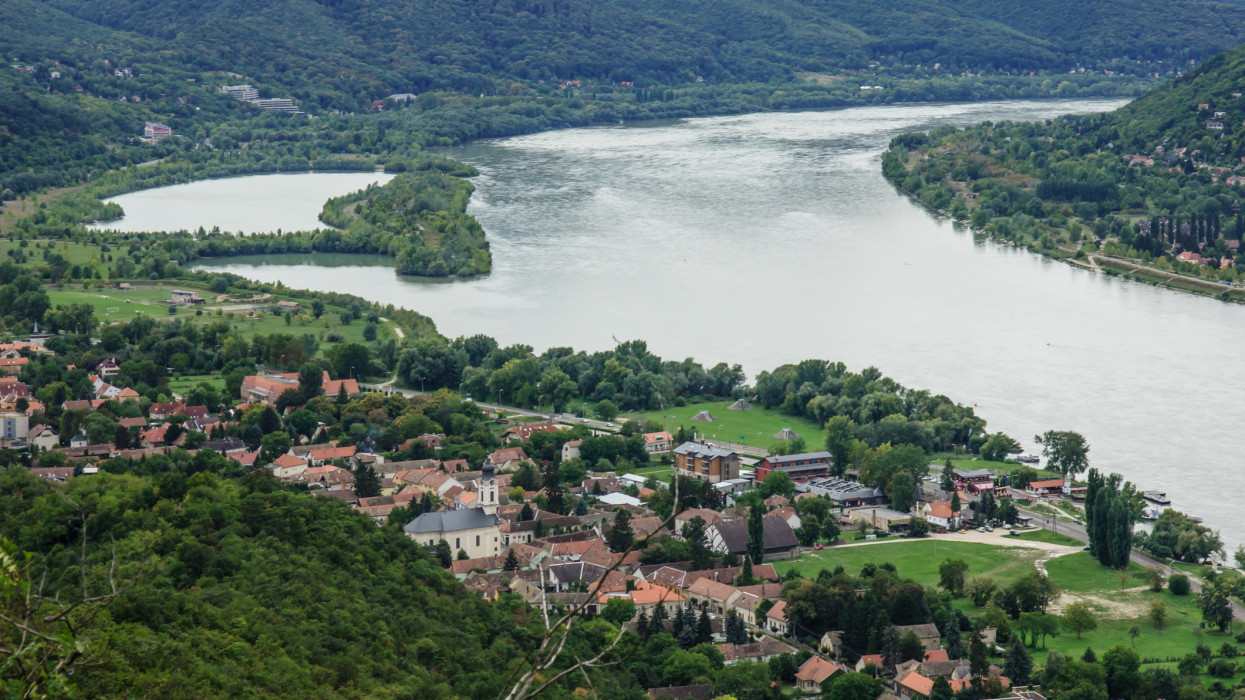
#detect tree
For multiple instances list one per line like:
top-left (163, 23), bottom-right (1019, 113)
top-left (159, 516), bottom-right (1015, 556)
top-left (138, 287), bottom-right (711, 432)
top-left (1004, 637), bottom-right (1032, 685)
top-left (1034, 430), bottom-right (1089, 477)
top-left (980, 432), bottom-right (1022, 462)
top-left (747, 504), bottom-right (766, 565)
top-left (503, 548), bottom-right (520, 573)
top-left (939, 461), bottom-right (956, 491)
top-left (735, 557), bottom-right (758, 586)
top-left (725, 610), bottom-right (749, 644)
top-left (825, 416), bottom-right (856, 475)
top-left (607, 509), bottom-right (634, 553)
top-left (948, 492), bottom-right (961, 530)
top-left (435, 539), bottom-right (453, 568)
top-left (930, 675), bottom-right (954, 700)
top-left (996, 498), bottom-right (1018, 525)
top-left (879, 625), bottom-right (902, 670)
top-left (1062, 601), bottom-right (1098, 638)
top-left (683, 516), bottom-right (713, 571)
top-left (1148, 599), bottom-right (1167, 630)
top-left (1168, 574), bottom-right (1190, 595)
top-left (907, 517), bottom-right (931, 538)
top-left (939, 558), bottom-right (969, 597)
top-left (760, 471), bottom-right (796, 499)
top-left (944, 619), bottom-right (964, 660)
top-left (899, 631), bottom-right (925, 662)
top-left (1145, 567), bottom-right (1166, 592)
top-left (826, 672), bottom-right (882, 700)
top-left (1198, 582), bottom-right (1234, 632)
top-left (601, 597), bottom-right (636, 625)
top-left (298, 360), bottom-right (324, 402)
top-left (969, 631), bottom-right (989, 676)
top-left (595, 399), bottom-right (619, 421)
top-left (696, 608), bottom-right (713, 645)
top-left (889, 471), bottom-right (916, 513)
top-left (966, 576), bottom-right (998, 607)
top-left (354, 463), bottom-right (381, 497)
top-left (1102, 645), bottom-right (1141, 699)
top-left (519, 503), bottom-right (534, 521)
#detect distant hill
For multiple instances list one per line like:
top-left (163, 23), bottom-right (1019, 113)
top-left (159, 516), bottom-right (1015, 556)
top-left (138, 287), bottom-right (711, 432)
top-left (28, 0), bottom-right (1245, 103)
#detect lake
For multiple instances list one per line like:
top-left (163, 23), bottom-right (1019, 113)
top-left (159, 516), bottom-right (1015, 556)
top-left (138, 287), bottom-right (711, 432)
top-left (89, 171), bottom-right (393, 234)
top-left (190, 98), bottom-right (1245, 548)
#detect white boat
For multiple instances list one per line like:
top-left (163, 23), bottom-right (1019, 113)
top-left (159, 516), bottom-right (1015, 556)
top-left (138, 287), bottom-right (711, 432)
top-left (1143, 490), bottom-right (1171, 505)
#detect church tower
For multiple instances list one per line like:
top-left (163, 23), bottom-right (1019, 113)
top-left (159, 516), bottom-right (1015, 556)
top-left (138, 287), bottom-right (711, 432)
top-left (479, 463), bottom-right (498, 516)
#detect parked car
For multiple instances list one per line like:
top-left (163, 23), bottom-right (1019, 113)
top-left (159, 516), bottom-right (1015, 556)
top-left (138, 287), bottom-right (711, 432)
top-left (814, 544), bottom-right (824, 550)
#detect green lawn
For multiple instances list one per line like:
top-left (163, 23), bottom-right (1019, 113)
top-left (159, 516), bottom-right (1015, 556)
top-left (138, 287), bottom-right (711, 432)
top-left (625, 401), bottom-right (825, 449)
top-left (1012, 529), bottom-right (1083, 547)
top-left (626, 465), bottom-right (675, 485)
top-left (47, 283), bottom-right (215, 322)
top-left (0, 239), bottom-right (108, 268)
top-left (167, 374), bottom-right (227, 397)
top-left (938, 457), bottom-right (1060, 480)
top-left (775, 540), bottom-right (1042, 587)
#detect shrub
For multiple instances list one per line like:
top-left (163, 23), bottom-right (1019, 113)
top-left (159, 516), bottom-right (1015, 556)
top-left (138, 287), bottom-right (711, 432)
top-left (1208, 659), bottom-right (1236, 678)
top-left (1169, 574), bottom-right (1190, 596)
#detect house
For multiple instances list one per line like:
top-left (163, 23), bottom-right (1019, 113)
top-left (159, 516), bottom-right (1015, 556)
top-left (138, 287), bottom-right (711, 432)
top-left (643, 431), bottom-right (674, 455)
top-left (0, 412), bottom-right (29, 441)
top-left (920, 501), bottom-right (960, 530)
top-left (952, 468), bottom-right (994, 492)
top-left (673, 442), bottom-right (740, 483)
top-left (28, 467), bottom-right (76, 482)
top-left (501, 423), bottom-right (560, 443)
top-left (795, 657), bottom-right (849, 694)
top-left (896, 623), bottom-right (942, 651)
top-left (686, 578), bottom-right (742, 615)
top-left (169, 289), bottom-right (204, 304)
top-left (240, 371), bottom-right (360, 406)
top-left (27, 424), bottom-right (59, 450)
top-left (765, 599), bottom-right (789, 635)
top-left (148, 402), bottom-right (186, 420)
top-left (297, 465), bottom-right (355, 492)
top-left (484, 447), bottom-right (529, 471)
top-left (1026, 478), bottom-right (1066, 496)
top-left (599, 580), bottom-right (686, 618)
top-left (69, 434), bottom-right (88, 448)
top-left (271, 453), bottom-right (309, 478)
top-left (755, 451), bottom-right (832, 481)
top-left (277, 300), bottom-right (300, 312)
top-left (562, 439), bottom-right (582, 461)
top-left (716, 637), bottom-right (798, 664)
top-left (820, 630), bottom-right (844, 656)
top-left (850, 507), bottom-right (912, 531)
top-left (144, 121), bottom-right (172, 141)
top-left (405, 466), bottom-right (502, 559)
top-left (856, 654), bottom-right (885, 672)
top-left (769, 505), bottom-right (802, 531)
top-left (95, 358), bottom-right (121, 378)
top-left (704, 516), bottom-right (799, 560)
top-left (307, 445), bottom-right (356, 466)
top-left (0, 357), bottom-right (28, 376)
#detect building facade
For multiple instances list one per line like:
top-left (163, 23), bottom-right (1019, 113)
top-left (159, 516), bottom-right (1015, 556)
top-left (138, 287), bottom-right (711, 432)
top-left (673, 442), bottom-right (740, 483)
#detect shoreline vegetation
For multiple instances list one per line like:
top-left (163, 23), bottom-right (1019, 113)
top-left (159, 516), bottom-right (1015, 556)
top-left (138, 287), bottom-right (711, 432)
top-left (882, 43), bottom-right (1245, 304)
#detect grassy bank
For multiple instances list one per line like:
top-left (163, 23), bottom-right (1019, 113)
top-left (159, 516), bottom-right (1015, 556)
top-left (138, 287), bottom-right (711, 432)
top-left (626, 401), bottom-right (825, 449)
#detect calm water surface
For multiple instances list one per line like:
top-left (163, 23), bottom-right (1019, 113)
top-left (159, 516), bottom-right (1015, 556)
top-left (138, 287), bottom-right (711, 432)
top-left (192, 98), bottom-right (1245, 547)
top-left (89, 171), bottom-right (393, 234)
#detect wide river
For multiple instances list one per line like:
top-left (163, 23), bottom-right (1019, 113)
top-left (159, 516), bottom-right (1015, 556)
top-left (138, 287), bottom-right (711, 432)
top-left (189, 98), bottom-right (1245, 548)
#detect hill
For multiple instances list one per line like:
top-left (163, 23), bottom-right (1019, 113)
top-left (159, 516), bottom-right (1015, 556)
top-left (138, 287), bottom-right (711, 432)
top-left (30, 0), bottom-right (1245, 103)
top-left (882, 40), bottom-right (1245, 301)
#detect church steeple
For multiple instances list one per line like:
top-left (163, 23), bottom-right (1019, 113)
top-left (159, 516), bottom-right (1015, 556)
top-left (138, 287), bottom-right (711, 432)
top-left (480, 464), bottom-right (498, 516)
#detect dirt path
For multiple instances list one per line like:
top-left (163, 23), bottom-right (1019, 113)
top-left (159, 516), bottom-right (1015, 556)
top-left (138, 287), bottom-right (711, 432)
top-left (377, 318), bottom-right (404, 387)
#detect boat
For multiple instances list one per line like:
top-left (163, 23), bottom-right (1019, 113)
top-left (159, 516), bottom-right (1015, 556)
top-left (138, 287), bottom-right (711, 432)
top-left (1187, 514), bottom-right (1204, 524)
top-left (1143, 490), bottom-right (1171, 505)
top-left (1017, 454), bottom-right (1040, 464)
top-left (1140, 508), bottom-right (1159, 521)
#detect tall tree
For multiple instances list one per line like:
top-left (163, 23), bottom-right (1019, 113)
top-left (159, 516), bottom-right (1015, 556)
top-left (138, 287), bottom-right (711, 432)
top-left (298, 360), bottom-right (324, 402)
top-left (607, 509), bottom-right (635, 553)
top-left (747, 504), bottom-right (766, 565)
top-left (969, 631), bottom-right (989, 677)
top-left (503, 548), bottom-right (519, 572)
top-left (944, 619), bottom-right (964, 660)
top-left (939, 558), bottom-right (969, 597)
top-left (354, 463), bottom-right (381, 498)
top-left (1004, 637), bottom-right (1032, 685)
top-left (683, 516), bottom-right (713, 571)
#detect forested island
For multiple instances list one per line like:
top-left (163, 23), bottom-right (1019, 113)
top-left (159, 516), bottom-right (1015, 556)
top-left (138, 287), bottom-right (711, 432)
top-left (882, 41), bottom-right (1245, 301)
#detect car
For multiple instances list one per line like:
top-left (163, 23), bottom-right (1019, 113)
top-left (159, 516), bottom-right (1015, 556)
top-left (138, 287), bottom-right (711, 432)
top-left (814, 544), bottom-right (824, 550)
top-left (579, 418), bottom-right (588, 423)
top-left (1008, 530), bottom-right (1019, 536)
top-left (984, 525), bottom-right (993, 532)
top-left (1082, 545), bottom-right (1091, 551)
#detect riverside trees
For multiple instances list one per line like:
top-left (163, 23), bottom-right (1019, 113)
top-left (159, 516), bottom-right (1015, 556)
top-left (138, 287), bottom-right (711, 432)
top-left (1084, 469), bottom-right (1138, 569)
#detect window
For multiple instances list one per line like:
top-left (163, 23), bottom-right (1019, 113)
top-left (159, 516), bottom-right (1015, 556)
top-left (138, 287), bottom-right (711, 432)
top-left (476, 535), bottom-right (481, 547)
top-left (456, 538), bottom-right (461, 549)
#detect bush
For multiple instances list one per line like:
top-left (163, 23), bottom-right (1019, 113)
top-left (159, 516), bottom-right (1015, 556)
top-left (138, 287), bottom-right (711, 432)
top-left (1208, 659), bottom-right (1236, 678)
top-left (1169, 574), bottom-right (1191, 595)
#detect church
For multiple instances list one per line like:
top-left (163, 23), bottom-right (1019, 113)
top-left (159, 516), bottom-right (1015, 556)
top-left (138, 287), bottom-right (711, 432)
top-left (403, 464), bottom-right (502, 559)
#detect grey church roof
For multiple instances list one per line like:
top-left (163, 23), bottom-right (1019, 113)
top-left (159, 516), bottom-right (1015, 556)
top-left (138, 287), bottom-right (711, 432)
top-left (404, 509), bottom-right (500, 534)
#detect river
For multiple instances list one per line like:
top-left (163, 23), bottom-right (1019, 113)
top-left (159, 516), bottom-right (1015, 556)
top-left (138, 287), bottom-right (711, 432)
top-left (88, 171), bottom-right (393, 234)
top-left (186, 98), bottom-right (1245, 549)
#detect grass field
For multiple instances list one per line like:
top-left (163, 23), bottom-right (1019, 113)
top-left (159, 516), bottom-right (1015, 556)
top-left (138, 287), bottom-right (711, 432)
top-left (625, 401), bottom-right (825, 449)
top-left (0, 239), bottom-right (108, 268)
top-left (47, 283), bottom-right (216, 323)
top-left (1012, 529), bottom-right (1083, 547)
top-left (935, 457), bottom-right (1061, 480)
top-left (774, 540), bottom-right (1042, 587)
top-left (167, 374), bottom-right (227, 397)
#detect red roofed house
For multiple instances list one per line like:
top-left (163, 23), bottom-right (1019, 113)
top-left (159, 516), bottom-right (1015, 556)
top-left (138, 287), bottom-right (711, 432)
top-left (307, 445), bottom-right (356, 466)
top-left (484, 447), bottom-right (529, 471)
top-left (765, 600), bottom-right (789, 635)
top-left (241, 371), bottom-right (360, 407)
top-left (643, 431), bottom-right (675, 455)
top-left (795, 657), bottom-right (849, 693)
top-left (1026, 478), bottom-right (1067, 496)
top-left (501, 422), bottom-right (561, 443)
top-left (148, 402), bottom-right (186, 420)
top-left (271, 453), bottom-right (309, 478)
top-left (0, 357), bottom-right (28, 376)
top-left (920, 501), bottom-right (961, 530)
top-left (297, 465), bottom-right (355, 491)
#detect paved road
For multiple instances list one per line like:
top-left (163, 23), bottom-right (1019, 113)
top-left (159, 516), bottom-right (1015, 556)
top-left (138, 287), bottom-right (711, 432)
top-left (353, 384), bottom-right (622, 432)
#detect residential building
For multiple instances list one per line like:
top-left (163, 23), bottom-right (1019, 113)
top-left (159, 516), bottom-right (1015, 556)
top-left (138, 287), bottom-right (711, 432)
top-left (271, 453), bottom-right (309, 478)
top-left (765, 600), bottom-right (789, 635)
top-left (219, 84), bottom-right (259, 101)
top-left (0, 412), bottom-right (29, 441)
top-left (562, 439), bottom-right (582, 461)
top-left (796, 476), bottom-right (885, 506)
top-left (704, 516), bottom-right (799, 560)
top-left (144, 121), bottom-right (172, 142)
top-left (920, 501), bottom-right (960, 530)
top-left (169, 290), bottom-right (203, 304)
top-left (27, 425), bottom-right (58, 450)
top-left (795, 657), bottom-right (849, 694)
top-left (673, 442), bottom-right (740, 483)
top-left (755, 451), bottom-right (832, 481)
top-left (501, 423), bottom-right (560, 443)
top-left (240, 371), bottom-right (360, 406)
top-left (483, 447), bottom-right (529, 471)
top-left (643, 431), bottom-right (674, 455)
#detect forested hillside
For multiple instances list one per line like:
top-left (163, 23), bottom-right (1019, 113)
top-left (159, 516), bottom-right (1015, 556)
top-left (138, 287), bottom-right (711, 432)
top-left (882, 40), bottom-right (1245, 300)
